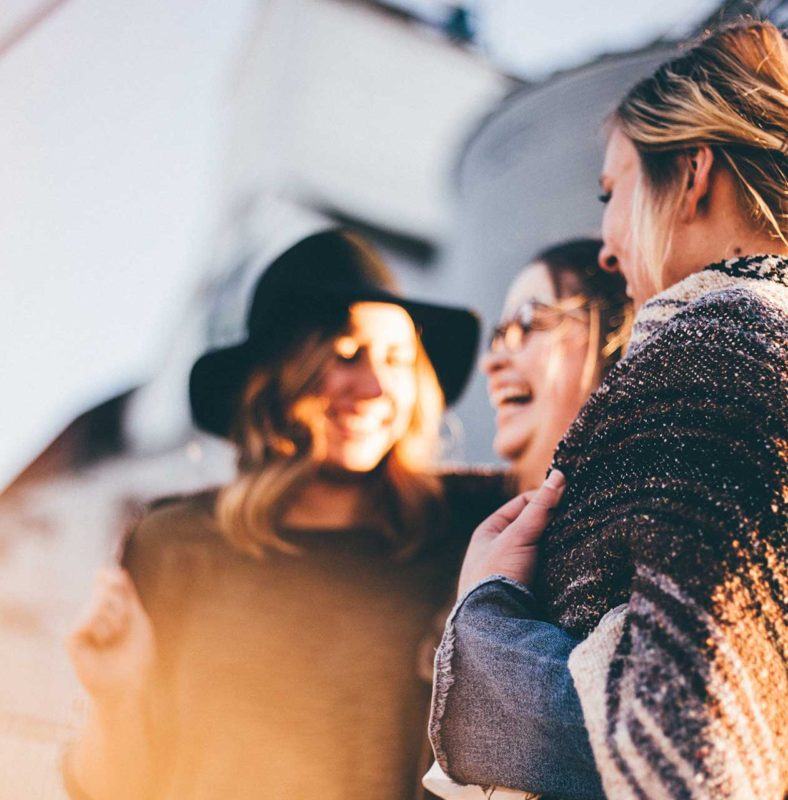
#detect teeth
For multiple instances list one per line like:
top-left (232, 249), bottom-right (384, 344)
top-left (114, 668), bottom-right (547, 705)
top-left (492, 386), bottom-right (533, 406)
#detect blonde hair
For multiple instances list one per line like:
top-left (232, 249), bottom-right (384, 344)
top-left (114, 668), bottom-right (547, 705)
top-left (215, 318), bottom-right (445, 561)
top-left (613, 21), bottom-right (788, 286)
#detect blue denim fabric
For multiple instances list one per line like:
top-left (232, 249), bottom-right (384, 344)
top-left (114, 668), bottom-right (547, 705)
top-left (429, 577), bottom-right (604, 800)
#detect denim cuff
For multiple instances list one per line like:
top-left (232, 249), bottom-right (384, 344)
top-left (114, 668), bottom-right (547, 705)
top-left (429, 575), bottom-right (537, 773)
top-left (450, 575), bottom-right (537, 625)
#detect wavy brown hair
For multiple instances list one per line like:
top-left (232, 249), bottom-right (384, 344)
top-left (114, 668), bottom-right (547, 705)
top-left (612, 20), bottom-right (788, 284)
top-left (536, 238), bottom-right (633, 392)
top-left (215, 309), bottom-right (445, 561)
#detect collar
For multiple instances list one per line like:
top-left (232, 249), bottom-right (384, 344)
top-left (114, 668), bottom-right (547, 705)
top-left (627, 254), bottom-right (788, 353)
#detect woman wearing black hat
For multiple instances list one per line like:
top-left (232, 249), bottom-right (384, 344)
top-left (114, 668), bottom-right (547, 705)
top-left (63, 230), bottom-right (508, 800)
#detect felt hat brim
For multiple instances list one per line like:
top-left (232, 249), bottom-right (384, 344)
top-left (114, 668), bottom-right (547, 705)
top-left (190, 286), bottom-right (479, 438)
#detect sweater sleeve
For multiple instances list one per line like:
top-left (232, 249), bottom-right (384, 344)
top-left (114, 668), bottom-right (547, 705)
top-left (429, 577), bottom-right (605, 800)
top-left (563, 291), bottom-right (788, 800)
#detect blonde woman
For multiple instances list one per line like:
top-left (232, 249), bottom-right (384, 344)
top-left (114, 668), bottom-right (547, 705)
top-left (429, 21), bottom-right (787, 800)
top-left (63, 230), bottom-right (508, 800)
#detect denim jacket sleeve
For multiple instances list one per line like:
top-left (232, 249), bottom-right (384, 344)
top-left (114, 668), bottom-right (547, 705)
top-left (429, 576), bottom-right (604, 800)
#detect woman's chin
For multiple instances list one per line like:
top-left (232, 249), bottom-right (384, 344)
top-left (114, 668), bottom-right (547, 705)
top-left (322, 443), bottom-right (391, 474)
top-left (493, 429), bottom-right (531, 465)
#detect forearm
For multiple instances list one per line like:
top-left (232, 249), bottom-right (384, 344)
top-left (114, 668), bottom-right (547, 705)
top-left (65, 694), bottom-right (154, 800)
top-left (430, 577), bottom-right (604, 800)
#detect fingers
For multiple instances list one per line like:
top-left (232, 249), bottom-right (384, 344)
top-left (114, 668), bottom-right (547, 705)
top-left (526, 469), bottom-right (566, 508)
top-left (70, 568), bottom-right (137, 649)
top-left (473, 473), bottom-right (565, 542)
top-left (474, 493), bottom-right (530, 539)
top-left (501, 469), bottom-right (566, 547)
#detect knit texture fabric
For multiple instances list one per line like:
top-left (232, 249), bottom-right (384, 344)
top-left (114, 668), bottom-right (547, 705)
top-left (537, 255), bottom-right (787, 800)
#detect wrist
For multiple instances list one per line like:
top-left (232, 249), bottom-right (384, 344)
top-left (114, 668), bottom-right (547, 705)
top-left (482, 547), bottom-right (539, 588)
top-left (488, 568), bottom-right (535, 587)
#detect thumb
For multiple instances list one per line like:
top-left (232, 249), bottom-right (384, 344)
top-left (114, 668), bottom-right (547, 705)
top-left (114, 569), bottom-right (149, 619)
top-left (98, 567), bottom-right (149, 630)
top-left (501, 469), bottom-right (565, 547)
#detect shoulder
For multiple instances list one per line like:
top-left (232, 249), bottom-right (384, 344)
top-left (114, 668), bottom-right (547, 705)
top-left (437, 464), bottom-right (512, 496)
top-left (636, 283), bottom-right (786, 366)
top-left (676, 283), bottom-right (785, 342)
top-left (555, 282), bottom-right (786, 488)
top-left (134, 488), bottom-right (219, 542)
top-left (121, 488), bottom-right (223, 578)
top-left (606, 285), bottom-right (787, 408)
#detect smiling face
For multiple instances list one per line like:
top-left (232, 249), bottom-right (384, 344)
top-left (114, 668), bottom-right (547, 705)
top-left (597, 127), bottom-right (661, 310)
top-left (482, 263), bottom-right (593, 489)
top-left (313, 301), bottom-right (419, 473)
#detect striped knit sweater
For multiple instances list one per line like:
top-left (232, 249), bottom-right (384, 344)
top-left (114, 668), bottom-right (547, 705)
top-left (536, 254), bottom-right (788, 800)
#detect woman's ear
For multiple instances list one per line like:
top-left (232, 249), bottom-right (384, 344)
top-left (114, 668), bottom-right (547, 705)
top-left (680, 145), bottom-right (714, 222)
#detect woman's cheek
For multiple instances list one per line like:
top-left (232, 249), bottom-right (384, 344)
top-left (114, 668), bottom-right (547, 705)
top-left (511, 338), bottom-right (545, 384)
top-left (400, 379), bottom-right (419, 430)
top-left (316, 364), bottom-right (345, 404)
top-left (385, 371), bottom-right (417, 432)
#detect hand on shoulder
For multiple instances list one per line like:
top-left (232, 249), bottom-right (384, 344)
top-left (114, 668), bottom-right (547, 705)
top-left (66, 567), bottom-right (156, 707)
top-left (457, 470), bottom-right (565, 596)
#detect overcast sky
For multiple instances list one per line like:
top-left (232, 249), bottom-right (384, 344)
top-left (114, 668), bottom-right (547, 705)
top-left (379, 0), bottom-right (721, 77)
top-left (474, 0), bottom-right (720, 78)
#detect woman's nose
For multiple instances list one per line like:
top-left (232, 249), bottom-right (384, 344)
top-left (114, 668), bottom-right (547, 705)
top-left (598, 244), bottom-right (620, 274)
top-left (352, 360), bottom-right (385, 399)
top-left (481, 348), bottom-right (508, 375)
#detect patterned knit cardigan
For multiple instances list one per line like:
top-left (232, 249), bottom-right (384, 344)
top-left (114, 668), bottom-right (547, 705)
top-left (535, 255), bottom-right (787, 800)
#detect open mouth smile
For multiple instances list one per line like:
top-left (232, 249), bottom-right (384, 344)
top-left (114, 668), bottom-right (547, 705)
top-left (491, 386), bottom-right (534, 408)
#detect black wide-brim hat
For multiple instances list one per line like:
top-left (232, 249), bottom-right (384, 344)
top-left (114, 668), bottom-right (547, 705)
top-left (190, 229), bottom-right (479, 438)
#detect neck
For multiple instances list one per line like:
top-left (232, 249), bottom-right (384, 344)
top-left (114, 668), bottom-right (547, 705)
top-left (514, 446), bottom-right (555, 494)
top-left (281, 470), bottom-right (376, 530)
top-left (704, 235), bottom-right (788, 266)
top-left (667, 217), bottom-right (788, 291)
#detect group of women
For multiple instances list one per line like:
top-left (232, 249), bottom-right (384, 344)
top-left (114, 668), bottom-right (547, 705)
top-left (63, 20), bottom-right (786, 800)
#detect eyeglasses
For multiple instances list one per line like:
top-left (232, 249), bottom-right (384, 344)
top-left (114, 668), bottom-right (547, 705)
top-left (488, 297), bottom-right (594, 354)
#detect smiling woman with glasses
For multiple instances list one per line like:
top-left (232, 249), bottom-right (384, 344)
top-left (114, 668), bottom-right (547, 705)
top-left (482, 238), bottom-right (632, 491)
top-left (423, 238), bottom-right (631, 800)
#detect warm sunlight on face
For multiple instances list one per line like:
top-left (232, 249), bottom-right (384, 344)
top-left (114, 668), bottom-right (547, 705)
top-left (316, 302), bottom-right (419, 473)
top-left (597, 127), bottom-right (658, 309)
top-left (482, 263), bottom-right (593, 489)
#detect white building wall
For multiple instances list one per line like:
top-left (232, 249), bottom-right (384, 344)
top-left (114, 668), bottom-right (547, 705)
top-left (218, 0), bottom-right (507, 250)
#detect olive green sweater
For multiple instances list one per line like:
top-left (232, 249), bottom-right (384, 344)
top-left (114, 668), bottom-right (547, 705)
top-left (114, 470), bottom-right (506, 800)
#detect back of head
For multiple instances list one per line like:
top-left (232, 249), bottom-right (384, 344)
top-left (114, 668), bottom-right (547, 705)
top-left (614, 20), bottom-right (788, 267)
top-left (538, 238), bottom-right (628, 305)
